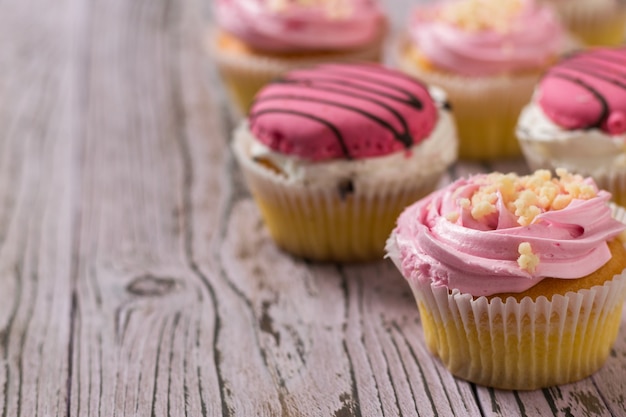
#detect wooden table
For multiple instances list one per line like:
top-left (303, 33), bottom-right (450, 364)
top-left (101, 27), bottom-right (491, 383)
top-left (2, 0), bottom-right (625, 415)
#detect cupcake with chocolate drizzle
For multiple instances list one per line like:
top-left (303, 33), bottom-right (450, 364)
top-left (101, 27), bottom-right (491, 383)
top-left (516, 46), bottom-right (626, 207)
top-left (232, 62), bottom-right (457, 262)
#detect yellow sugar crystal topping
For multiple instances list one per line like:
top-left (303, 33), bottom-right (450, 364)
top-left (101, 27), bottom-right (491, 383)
top-left (268, 0), bottom-right (352, 18)
top-left (439, 0), bottom-right (523, 32)
top-left (517, 242), bottom-right (539, 273)
top-left (445, 211), bottom-right (460, 222)
top-left (467, 169), bottom-right (597, 226)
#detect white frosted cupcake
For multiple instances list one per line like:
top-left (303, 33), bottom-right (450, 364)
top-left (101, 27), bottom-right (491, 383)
top-left (517, 46), bottom-right (626, 207)
top-left (233, 63), bottom-right (457, 262)
top-left (386, 169), bottom-right (626, 389)
top-left (395, 0), bottom-right (570, 161)
top-left (210, 0), bottom-right (387, 113)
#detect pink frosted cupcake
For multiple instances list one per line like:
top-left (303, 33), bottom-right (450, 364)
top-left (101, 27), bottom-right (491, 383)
top-left (517, 46), bottom-right (626, 207)
top-left (232, 63), bottom-right (457, 262)
top-left (395, 0), bottom-right (570, 160)
top-left (386, 169), bottom-right (626, 389)
top-left (211, 0), bottom-right (388, 113)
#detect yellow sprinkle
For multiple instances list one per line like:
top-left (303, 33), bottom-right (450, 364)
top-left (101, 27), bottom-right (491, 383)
top-left (518, 242), bottom-right (539, 273)
top-left (471, 200), bottom-right (497, 220)
top-left (551, 194), bottom-right (572, 211)
top-left (445, 212), bottom-right (460, 222)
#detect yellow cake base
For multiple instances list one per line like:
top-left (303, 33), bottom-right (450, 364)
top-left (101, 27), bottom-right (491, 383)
top-left (413, 239), bottom-right (626, 390)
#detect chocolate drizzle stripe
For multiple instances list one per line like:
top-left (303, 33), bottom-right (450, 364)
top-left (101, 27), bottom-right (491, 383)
top-left (558, 62), bottom-right (626, 90)
top-left (279, 77), bottom-right (422, 109)
top-left (550, 71), bottom-right (609, 128)
top-left (253, 93), bottom-right (413, 148)
top-left (283, 73), bottom-right (424, 109)
top-left (265, 81), bottom-right (417, 144)
top-left (251, 108), bottom-right (352, 158)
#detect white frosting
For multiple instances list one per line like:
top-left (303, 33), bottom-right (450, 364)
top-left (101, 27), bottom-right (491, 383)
top-left (516, 100), bottom-right (626, 176)
top-left (233, 89), bottom-right (457, 191)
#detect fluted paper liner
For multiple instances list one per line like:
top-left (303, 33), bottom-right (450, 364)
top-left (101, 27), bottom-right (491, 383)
top-left (236, 160), bottom-right (442, 263)
top-left (387, 204), bottom-right (626, 389)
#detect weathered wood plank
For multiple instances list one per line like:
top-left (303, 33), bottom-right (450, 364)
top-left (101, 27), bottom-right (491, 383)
top-left (0, 0), bottom-right (84, 416)
top-left (68, 0), bottom-right (223, 415)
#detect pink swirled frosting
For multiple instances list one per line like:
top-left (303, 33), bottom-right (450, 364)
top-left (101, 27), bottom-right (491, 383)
top-left (388, 171), bottom-right (626, 297)
top-left (407, 0), bottom-right (565, 76)
top-left (214, 0), bottom-right (386, 52)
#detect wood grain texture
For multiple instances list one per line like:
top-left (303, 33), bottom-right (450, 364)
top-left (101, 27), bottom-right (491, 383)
top-left (0, 0), bottom-right (624, 416)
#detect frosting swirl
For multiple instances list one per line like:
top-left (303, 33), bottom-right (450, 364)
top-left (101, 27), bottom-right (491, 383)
top-left (388, 170), bottom-right (626, 297)
top-left (407, 0), bottom-right (565, 76)
top-left (214, 0), bottom-right (386, 52)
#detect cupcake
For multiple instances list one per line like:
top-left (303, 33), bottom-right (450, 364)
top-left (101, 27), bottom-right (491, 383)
top-left (539, 0), bottom-right (626, 46)
top-left (395, 0), bottom-right (569, 161)
top-left (517, 46), bottom-right (626, 207)
top-left (232, 63), bottom-right (457, 262)
top-left (386, 169), bottom-right (626, 390)
top-left (211, 0), bottom-right (387, 113)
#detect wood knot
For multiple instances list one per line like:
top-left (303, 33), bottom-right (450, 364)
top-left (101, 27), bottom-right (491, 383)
top-left (126, 274), bottom-right (178, 297)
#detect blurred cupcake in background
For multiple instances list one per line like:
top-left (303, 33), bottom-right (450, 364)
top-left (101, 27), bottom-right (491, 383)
top-left (211, 0), bottom-right (388, 113)
top-left (539, 0), bottom-right (626, 46)
top-left (395, 0), bottom-right (570, 161)
top-left (517, 46), bottom-right (626, 207)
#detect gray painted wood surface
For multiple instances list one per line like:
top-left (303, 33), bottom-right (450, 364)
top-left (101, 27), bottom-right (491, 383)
top-left (0, 0), bottom-right (624, 415)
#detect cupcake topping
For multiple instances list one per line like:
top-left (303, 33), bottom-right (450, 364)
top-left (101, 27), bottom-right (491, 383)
top-left (214, 0), bottom-right (386, 52)
top-left (388, 169), bottom-right (626, 296)
top-left (438, 0), bottom-right (523, 32)
top-left (458, 169), bottom-right (597, 227)
top-left (248, 63), bottom-right (441, 161)
top-left (268, 0), bottom-right (352, 18)
top-left (517, 242), bottom-right (539, 273)
top-left (408, 0), bottom-right (565, 76)
top-left (537, 47), bottom-right (626, 135)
